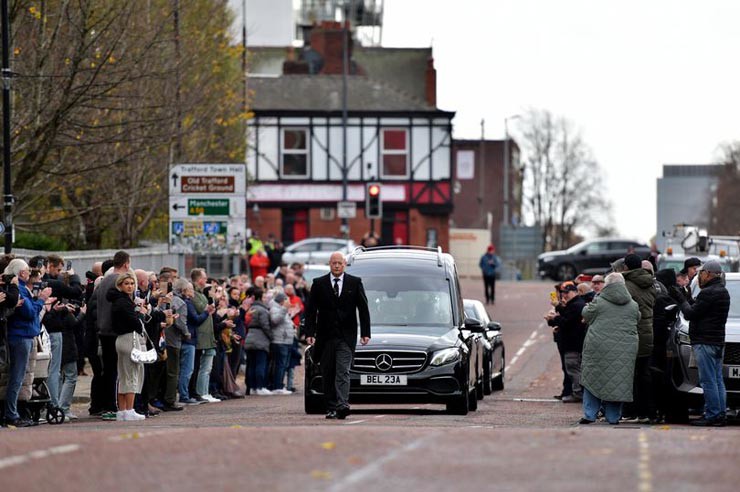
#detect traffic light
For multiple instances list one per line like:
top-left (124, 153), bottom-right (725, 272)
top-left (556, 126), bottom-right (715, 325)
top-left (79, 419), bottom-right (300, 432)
top-left (366, 182), bottom-right (382, 219)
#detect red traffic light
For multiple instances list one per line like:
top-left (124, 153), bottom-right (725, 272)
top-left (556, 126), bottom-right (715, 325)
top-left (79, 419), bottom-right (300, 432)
top-left (368, 184), bottom-right (380, 197)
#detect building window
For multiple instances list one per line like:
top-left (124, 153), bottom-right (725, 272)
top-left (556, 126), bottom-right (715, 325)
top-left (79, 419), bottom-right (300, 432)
top-left (281, 128), bottom-right (309, 178)
top-left (381, 128), bottom-right (408, 179)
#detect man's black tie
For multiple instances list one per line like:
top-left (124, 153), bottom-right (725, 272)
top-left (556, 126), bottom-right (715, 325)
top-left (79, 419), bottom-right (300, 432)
top-left (333, 278), bottom-right (340, 297)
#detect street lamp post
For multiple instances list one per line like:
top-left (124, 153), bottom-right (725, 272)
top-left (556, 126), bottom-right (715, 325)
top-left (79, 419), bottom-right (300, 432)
top-left (2, 0), bottom-right (13, 253)
top-left (340, 1), bottom-right (355, 239)
top-left (502, 114), bottom-right (520, 227)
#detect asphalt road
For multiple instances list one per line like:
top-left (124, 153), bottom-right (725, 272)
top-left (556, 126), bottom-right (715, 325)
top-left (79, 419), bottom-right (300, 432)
top-left (2, 279), bottom-right (739, 492)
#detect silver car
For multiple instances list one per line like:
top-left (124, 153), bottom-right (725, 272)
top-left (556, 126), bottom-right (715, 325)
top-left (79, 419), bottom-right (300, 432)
top-left (280, 237), bottom-right (356, 266)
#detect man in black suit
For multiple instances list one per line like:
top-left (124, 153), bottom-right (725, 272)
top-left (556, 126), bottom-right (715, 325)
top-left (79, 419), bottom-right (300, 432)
top-left (305, 251), bottom-right (371, 420)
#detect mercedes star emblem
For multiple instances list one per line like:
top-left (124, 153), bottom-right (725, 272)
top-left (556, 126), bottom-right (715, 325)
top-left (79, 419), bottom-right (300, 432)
top-left (375, 353), bottom-right (393, 372)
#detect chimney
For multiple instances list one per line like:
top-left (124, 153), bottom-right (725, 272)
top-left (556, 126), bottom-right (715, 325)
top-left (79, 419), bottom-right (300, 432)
top-left (310, 21), bottom-right (353, 75)
top-left (425, 56), bottom-right (437, 107)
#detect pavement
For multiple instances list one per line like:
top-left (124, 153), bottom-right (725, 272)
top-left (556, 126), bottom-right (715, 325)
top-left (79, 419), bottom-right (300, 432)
top-left (2, 278), bottom-right (740, 492)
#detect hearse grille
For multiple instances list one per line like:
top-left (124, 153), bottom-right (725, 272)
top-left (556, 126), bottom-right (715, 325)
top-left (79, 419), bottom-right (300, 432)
top-left (351, 350), bottom-right (427, 374)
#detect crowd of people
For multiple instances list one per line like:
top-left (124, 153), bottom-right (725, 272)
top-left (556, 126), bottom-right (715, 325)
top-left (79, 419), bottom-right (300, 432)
top-left (0, 249), bottom-right (312, 427)
top-left (545, 254), bottom-right (730, 426)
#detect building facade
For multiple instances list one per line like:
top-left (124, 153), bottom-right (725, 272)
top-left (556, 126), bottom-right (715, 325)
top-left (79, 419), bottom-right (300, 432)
top-left (656, 164), bottom-right (721, 251)
top-left (246, 22), bottom-right (455, 249)
top-left (450, 139), bottom-right (521, 249)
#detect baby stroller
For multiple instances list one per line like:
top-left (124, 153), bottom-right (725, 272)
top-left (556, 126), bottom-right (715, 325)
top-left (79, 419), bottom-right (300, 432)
top-left (0, 327), bottom-right (65, 425)
top-left (25, 327), bottom-right (65, 424)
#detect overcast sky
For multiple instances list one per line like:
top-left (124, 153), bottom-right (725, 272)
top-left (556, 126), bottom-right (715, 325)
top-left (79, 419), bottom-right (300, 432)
top-left (235, 0), bottom-right (740, 243)
top-left (380, 0), bottom-right (740, 242)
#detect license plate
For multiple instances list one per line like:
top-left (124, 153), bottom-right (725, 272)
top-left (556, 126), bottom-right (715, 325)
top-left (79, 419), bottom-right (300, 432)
top-left (360, 374), bottom-right (407, 385)
top-left (728, 366), bottom-right (740, 379)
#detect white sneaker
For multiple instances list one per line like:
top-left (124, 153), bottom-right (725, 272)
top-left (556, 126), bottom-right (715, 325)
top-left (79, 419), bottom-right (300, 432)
top-left (202, 394), bottom-right (221, 403)
top-left (254, 388), bottom-right (273, 396)
top-left (124, 410), bottom-right (146, 421)
top-left (116, 411), bottom-right (127, 421)
top-left (272, 388), bottom-right (292, 395)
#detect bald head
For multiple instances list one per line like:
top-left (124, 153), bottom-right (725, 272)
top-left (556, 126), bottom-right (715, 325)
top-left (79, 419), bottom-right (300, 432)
top-left (134, 269), bottom-right (149, 291)
top-left (329, 251), bottom-right (346, 277)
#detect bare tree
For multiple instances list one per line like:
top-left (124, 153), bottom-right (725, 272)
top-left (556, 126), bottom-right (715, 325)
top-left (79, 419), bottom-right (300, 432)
top-left (518, 109), bottom-right (614, 251)
top-left (2, 0), bottom-right (246, 248)
top-left (711, 142), bottom-right (740, 235)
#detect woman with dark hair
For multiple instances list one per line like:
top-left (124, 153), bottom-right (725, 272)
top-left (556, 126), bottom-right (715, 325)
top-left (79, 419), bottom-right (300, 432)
top-left (108, 271), bottom-right (150, 421)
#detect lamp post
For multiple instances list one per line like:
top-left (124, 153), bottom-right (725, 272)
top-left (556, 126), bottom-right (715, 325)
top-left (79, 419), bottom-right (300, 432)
top-left (502, 114), bottom-right (520, 227)
top-left (2, 0), bottom-right (13, 253)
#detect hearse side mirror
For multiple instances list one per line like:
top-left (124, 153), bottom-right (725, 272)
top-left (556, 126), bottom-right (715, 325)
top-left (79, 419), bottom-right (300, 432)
top-left (487, 321), bottom-right (502, 331)
top-left (463, 318), bottom-right (486, 333)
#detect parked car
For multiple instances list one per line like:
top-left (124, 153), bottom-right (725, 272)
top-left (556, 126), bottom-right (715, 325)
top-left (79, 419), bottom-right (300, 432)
top-left (463, 299), bottom-right (506, 394)
top-left (657, 253), bottom-right (733, 275)
top-left (281, 237), bottom-right (356, 266)
top-left (304, 246), bottom-right (484, 415)
top-left (665, 272), bottom-right (740, 421)
top-left (538, 238), bottom-right (650, 281)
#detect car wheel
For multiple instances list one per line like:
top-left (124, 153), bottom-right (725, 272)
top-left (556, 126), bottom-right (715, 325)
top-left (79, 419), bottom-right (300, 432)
top-left (557, 263), bottom-right (577, 281)
top-left (483, 355), bottom-right (492, 396)
top-left (446, 389), bottom-right (469, 415)
top-left (492, 352), bottom-right (505, 391)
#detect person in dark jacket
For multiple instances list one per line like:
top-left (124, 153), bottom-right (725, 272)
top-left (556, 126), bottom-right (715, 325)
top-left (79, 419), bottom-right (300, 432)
top-left (57, 302), bottom-right (85, 421)
top-left (652, 268), bottom-right (678, 423)
top-left (671, 260), bottom-right (730, 426)
top-left (545, 282), bottom-right (586, 402)
top-left (621, 254), bottom-right (657, 423)
top-left (479, 244), bottom-right (501, 304)
top-left (109, 272), bottom-right (150, 422)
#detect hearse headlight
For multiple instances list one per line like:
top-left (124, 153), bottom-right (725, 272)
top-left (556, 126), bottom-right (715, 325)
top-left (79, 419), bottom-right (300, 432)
top-left (430, 348), bottom-right (460, 366)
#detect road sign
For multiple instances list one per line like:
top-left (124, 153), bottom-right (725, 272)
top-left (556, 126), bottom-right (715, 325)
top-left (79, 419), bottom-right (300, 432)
top-left (169, 197), bottom-right (245, 219)
top-left (169, 164), bottom-right (246, 196)
top-left (169, 219), bottom-right (246, 254)
top-left (337, 201), bottom-right (357, 219)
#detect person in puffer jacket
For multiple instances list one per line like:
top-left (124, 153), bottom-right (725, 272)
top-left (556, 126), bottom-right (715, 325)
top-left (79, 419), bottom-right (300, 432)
top-left (243, 287), bottom-right (271, 395)
top-left (269, 292), bottom-right (296, 394)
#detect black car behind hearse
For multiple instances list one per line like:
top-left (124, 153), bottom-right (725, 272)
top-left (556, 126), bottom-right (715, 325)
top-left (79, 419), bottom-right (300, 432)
top-left (304, 246), bottom-right (484, 415)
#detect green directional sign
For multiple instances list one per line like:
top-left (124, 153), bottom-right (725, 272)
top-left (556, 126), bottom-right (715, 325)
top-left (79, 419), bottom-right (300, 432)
top-left (188, 198), bottom-right (229, 216)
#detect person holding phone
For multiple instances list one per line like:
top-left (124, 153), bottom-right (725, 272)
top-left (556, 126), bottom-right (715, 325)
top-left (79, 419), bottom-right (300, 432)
top-left (109, 272), bottom-right (150, 421)
top-left (3, 259), bottom-right (52, 427)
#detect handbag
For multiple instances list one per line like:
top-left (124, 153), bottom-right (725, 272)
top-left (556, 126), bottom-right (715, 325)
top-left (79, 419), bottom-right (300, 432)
top-left (130, 328), bottom-right (157, 364)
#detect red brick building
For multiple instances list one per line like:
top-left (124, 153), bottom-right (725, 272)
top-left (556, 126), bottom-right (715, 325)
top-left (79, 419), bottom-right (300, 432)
top-left (450, 139), bottom-right (522, 248)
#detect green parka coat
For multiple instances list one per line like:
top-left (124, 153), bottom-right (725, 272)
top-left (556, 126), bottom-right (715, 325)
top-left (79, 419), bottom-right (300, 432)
top-left (623, 268), bottom-right (656, 357)
top-left (581, 282), bottom-right (640, 402)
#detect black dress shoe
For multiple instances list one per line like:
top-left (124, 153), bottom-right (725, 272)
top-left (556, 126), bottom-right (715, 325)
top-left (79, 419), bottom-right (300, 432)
top-left (578, 418), bottom-right (594, 425)
top-left (161, 403), bottom-right (184, 412)
top-left (336, 407), bottom-right (350, 420)
top-left (325, 411), bottom-right (337, 419)
top-left (691, 417), bottom-right (725, 427)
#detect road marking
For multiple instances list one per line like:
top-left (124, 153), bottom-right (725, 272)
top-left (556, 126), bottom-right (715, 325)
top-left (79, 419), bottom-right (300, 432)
top-left (345, 419), bottom-right (368, 425)
top-left (510, 398), bottom-right (562, 403)
top-left (0, 444), bottom-right (80, 471)
top-left (373, 415), bottom-right (386, 419)
top-left (328, 434), bottom-right (436, 491)
top-left (108, 428), bottom-right (186, 442)
top-left (508, 325), bottom-right (543, 368)
top-left (638, 431), bottom-right (653, 492)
